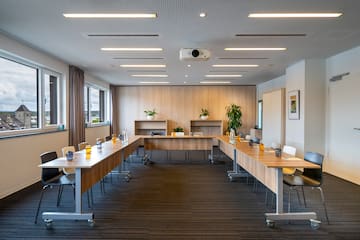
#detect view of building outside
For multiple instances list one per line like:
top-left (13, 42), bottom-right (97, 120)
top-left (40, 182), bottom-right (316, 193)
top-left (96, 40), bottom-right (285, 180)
top-left (0, 57), bottom-right (38, 131)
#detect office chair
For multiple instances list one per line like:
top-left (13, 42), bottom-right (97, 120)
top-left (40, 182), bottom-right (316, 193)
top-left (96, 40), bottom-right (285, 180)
top-left (78, 141), bottom-right (88, 151)
top-left (35, 151), bottom-right (75, 224)
top-left (61, 146), bottom-right (76, 175)
top-left (282, 145), bottom-right (297, 175)
top-left (283, 152), bottom-right (330, 224)
top-left (105, 135), bottom-right (112, 141)
top-left (265, 145), bottom-right (297, 206)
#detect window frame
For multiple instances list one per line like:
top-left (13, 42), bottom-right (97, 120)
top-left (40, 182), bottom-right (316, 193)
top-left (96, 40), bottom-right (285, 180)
top-left (0, 51), bottom-right (64, 137)
top-left (257, 100), bottom-right (263, 130)
top-left (84, 83), bottom-right (109, 127)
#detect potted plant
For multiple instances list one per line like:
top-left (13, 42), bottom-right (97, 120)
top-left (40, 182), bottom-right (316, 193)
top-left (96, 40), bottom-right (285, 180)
top-left (172, 126), bottom-right (184, 136)
top-left (225, 104), bottom-right (242, 135)
top-left (199, 108), bottom-right (209, 120)
top-left (144, 109), bottom-right (157, 120)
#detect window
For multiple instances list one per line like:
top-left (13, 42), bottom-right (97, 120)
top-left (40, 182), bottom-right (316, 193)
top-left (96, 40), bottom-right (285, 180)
top-left (84, 84), bottom-right (107, 125)
top-left (0, 53), bottom-right (63, 135)
top-left (257, 100), bottom-right (263, 129)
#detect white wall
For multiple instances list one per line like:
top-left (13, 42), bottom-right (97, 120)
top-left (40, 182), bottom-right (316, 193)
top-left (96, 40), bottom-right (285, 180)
top-left (262, 89), bottom-right (285, 147)
top-left (257, 75), bottom-right (286, 101)
top-left (285, 61), bottom-right (306, 156)
top-left (0, 33), bottom-right (109, 198)
top-left (325, 46), bottom-right (360, 184)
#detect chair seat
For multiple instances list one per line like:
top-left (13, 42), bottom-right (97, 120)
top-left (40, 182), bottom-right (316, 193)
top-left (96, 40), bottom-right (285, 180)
top-left (282, 167), bottom-right (296, 175)
top-left (44, 174), bottom-right (75, 186)
top-left (284, 174), bottom-right (320, 187)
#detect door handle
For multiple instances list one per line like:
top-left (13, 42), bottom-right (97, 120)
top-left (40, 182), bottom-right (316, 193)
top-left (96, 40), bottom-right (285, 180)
top-left (354, 128), bottom-right (360, 131)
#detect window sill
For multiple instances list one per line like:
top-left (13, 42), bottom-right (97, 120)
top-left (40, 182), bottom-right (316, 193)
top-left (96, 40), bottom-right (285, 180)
top-left (85, 122), bottom-right (110, 128)
top-left (0, 128), bottom-right (66, 140)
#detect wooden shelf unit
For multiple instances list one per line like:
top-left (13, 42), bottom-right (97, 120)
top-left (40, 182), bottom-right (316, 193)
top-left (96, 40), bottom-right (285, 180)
top-left (134, 120), bottom-right (168, 136)
top-left (190, 120), bottom-right (223, 136)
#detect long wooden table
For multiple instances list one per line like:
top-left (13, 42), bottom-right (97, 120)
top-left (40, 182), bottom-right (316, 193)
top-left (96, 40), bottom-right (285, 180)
top-left (142, 135), bottom-right (214, 162)
top-left (218, 136), bottom-right (321, 228)
top-left (38, 136), bottom-right (141, 226)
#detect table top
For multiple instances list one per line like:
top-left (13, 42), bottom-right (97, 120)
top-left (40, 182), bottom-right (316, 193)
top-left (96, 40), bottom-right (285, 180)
top-left (217, 136), bottom-right (320, 169)
top-left (39, 136), bottom-right (141, 169)
top-left (141, 135), bottom-right (215, 139)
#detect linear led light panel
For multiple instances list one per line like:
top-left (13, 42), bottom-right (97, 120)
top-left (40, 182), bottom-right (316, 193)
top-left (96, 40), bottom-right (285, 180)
top-left (101, 48), bottom-right (163, 51)
top-left (248, 13), bottom-right (342, 18)
top-left (139, 81), bottom-right (169, 84)
top-left (212, 64), bottom-right (259, 67)
top-left (205, 75), bottom-right (242, 78)
top-left (225, 48), bottom-right (286, 51)
top-left (200, 81), bottom-right (232, 84)
top-left (132, 74), bottom-right (168, 77)
top-left (63, 13), bottom-right (157, 18)
top-left (120, 64), bottom-right (166, 68)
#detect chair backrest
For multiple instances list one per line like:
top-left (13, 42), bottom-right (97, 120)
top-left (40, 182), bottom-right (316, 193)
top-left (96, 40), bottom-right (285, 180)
top-left (303, 152), bottom-right (324, 184)
top-left (251, 137), bottom-right (260, 144)
top-left (78, 142), bottom-right (88, 151)
top-left (62, 146), bottom-right (76, 157)
top-left (96, 137), bottom-right (105, 143)
top-left (40, 151), bottom-right (60, 183)
top-left (105, 135), bottom-right (112, 141)
top-left (283, 145), bottom-right (296, 156)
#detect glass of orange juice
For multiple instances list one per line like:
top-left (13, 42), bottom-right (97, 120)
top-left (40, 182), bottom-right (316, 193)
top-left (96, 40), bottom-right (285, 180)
top-left (85, 145), bottom-right (91, 154)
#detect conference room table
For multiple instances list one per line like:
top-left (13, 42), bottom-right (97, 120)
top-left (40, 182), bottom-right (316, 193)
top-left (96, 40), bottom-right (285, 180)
top-left (217, 136), bottom-right (321, 228)
top-left (38, 136), bottom-right (141, 227)
top-left (142, 135), bottom-right (215, 162)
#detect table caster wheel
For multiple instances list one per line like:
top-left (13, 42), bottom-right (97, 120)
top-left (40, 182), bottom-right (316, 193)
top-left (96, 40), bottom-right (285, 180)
top-left (310, 219), bottom-right (321, 230)
top-left (229, 176), bottom-right (234, 182)
top-left (88, 219), bottom-right (95, 227)
top-left (44, 219), bottom-right (53, 229)
top-left (266, 219), bottom-right (275, 228)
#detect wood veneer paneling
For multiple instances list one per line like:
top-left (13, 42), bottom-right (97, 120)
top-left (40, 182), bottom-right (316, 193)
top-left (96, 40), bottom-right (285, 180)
top-left (117, 86), bottom-right (256, 136)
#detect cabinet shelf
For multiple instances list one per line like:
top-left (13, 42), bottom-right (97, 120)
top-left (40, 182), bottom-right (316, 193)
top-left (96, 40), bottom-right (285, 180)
top-left (134, 120), bottom-right (168, 136)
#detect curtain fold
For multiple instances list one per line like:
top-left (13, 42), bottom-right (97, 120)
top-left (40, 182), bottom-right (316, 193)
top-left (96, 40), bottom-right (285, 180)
top-left (110, 85), bottom-right (119, 136)
top-left (69, 65), bottom-right (85, 149)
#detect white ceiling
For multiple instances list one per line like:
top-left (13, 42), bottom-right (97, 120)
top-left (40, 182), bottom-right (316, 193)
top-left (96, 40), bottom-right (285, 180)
top-left (0, 0), bottom-right (359, 86)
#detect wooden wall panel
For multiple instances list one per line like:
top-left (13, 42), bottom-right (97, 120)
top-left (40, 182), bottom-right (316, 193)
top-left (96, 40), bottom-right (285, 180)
top-left (117, 86), bottom-right (256, 136)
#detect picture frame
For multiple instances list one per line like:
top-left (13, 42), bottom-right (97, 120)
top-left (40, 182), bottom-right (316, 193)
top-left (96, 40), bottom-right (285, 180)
top-left (288, 90), bottom-right (300, 120)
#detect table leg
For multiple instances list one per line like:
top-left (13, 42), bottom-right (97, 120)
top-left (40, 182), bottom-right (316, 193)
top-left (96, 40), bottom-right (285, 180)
top-left (42, 168), bottom-right (94, 224)
top-left (265, 168), bottom-right (318, 228)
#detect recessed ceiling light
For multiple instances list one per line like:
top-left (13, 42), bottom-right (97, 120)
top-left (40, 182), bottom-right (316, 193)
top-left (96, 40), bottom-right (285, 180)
top-left (224, 47), bottom-right (286, 51)
top-left (120, 64), bottom-right (166, 68)
top-left (187, 64), bottom-right (191, 67)
top-left (132, 74), bottom-right (168, 77)
top-left (185, 75), bottom-right (188, 78)
top-left (248, 13), bottom-right (342, 18)
top-left (205, 74), bottom-right (242, 78)
top-left (101, 47), bottom-right (163, 51)
top-left (199, 12), bottom-right (207, 18)
top-left (200, 81), bottom-right (232, 84)
top-left (63, 13), bottom-right (157, 18)
top-left (212, 64), bottom-right (259, 67)
top-left (139, 81), bottom-right (169, 84)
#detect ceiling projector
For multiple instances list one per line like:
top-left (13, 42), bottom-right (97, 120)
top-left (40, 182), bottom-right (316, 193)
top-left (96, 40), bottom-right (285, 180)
top-left (179, 48), bottom-right (211, 61)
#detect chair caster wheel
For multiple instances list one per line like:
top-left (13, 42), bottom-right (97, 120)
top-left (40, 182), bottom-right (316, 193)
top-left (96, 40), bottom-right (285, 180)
top-left (266, 219), bottom-right (275, 228)
top-left (125, 176), bottom-right (130, 182)
top-left (127, 174), bottom-right (132, 179)
top-left (310, 219), bottom-right (321, 230)
top-left (44, 219), bottom-right (53, 229)
top-left (88, 219), bottom-right (95, 227)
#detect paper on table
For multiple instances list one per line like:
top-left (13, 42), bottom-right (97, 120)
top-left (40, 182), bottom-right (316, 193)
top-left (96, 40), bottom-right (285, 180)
top-left (282, 157), bottom-right (301, 161)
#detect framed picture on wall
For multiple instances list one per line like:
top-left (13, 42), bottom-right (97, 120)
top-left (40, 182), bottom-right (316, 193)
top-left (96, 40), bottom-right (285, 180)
top-left (288, 90), bottom-right (300, 120)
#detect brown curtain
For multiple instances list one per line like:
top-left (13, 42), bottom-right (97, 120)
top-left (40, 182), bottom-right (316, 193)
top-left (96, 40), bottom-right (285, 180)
top-left (110, 85), bottom-right (119, 136)
top-left (69, 65), bottom-right (85, 149)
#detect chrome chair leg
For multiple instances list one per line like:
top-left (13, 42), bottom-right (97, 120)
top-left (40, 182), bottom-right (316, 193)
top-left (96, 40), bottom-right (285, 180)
top-left (301, 186), bottom-right (306, 207)
top-left (57, 185), bottom-right (63, 207)
top-left (34, 186), bottom-right (48, 224)
top-left (318, 187), bottom-right (330, 224)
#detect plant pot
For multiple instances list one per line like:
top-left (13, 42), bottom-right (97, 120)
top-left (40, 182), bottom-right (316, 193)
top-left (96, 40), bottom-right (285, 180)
top-left (146, 115), bottom-right (154, 120)
top-left (200, 115), bottom-right (208, 120)
top-left (173, 132), bottom-right (184, 136)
